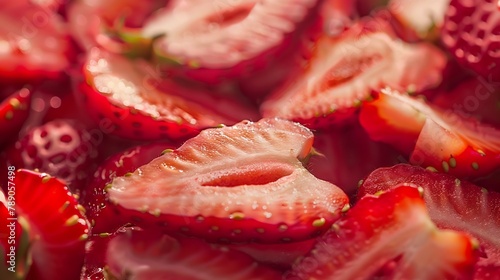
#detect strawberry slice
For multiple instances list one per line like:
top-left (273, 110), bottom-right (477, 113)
top-left (106, 230), bottom-right (282, 279)
top-left (84, 142), bottom-right (176, 234)
top-left (107, 118), bottom-right (349, 243)
top-left (358, 164), bottom-right (500, 278)
top-left (360, 88), bottom-right (500, 178)
top-left (0, 2), bottom-right (73, 82)
top-left (3, 119), bottom-right (98, 195)
top-left (79, 48), bottom-right (259, 141)
top-left (285, 185), bottom-right (479, 279)
top-left (0, 87), bottom-right (31, 147)
top-left (142, 0), bottom-right (323, 84)
top-left (12, 169), bottom-right (90, 280)
top-left (260, 21), bottom-right (446, 129)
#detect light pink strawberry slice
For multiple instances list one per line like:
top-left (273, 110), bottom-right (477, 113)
top-left (143, 0), bottom-right (324, 84)
top-left (107, 118), bottom-right (349, 243)
top-left (260, 21), bottom-right (446, 129)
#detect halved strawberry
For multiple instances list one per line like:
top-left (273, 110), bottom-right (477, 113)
top-left (360, 88), bottom-right (500, 179)
top-left (306, 120), bottom-right (401, 197)
top-left (388, 0), bottom-right (450, 40)
top-left (0, 2), bottom-right (73, 82)
top-left (67, 0), bottom-right (164, 53)
top-left (84, 142), bottom-right (176, 234)
top-left (0, 87), bottom-right (31, 147)
top-left (358, 164), bottom-right (500, 278)
top-left (285, 185), bottom-right (479, 279)
top-left (3, 119), bottom-right (98, 195)
top-left (260, 20), bottom-right (446, 129)
top-left (142, 0), bottom-right (324, 84)
top-left (12, 169), bottom-right (90, 280)
top-left (79, 47), bottom-right (259, 141)
top-left (442, 0), bottom-right (500, 81)
top-left (107, 118), bottom-right (349, 243)
top-left (106, 230), bottom-right (282, 279)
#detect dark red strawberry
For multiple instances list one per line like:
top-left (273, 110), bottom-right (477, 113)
top-left (3, 119), bottom-right (98, 195)
top-left (83, 142), bottom-right (176, 234)
top-left (107, 118), bottom-right (349, 243)
top-left (432, 77), bottom-right (500, 128)
top-left (0, 87), bottom-right (31, 147)
top-left (306, 121), bottom-right (401, 197)
top-left (285, 185), bottom-right (479, 279)
top-left (0, 2), bottom-right (73, 82)
top-left (12, 169), bottom-right (90, 280)
top-left (142, 0), bottom-right (324, 85)
top-left (442, 0), bottom-right (500, 81)
top-left (360, 88), bottom-right (500, 179)
top-left (260, 19), bottom-right (446, 129)
top-left (106, 230), bottom-right (282, 279)
top-left (358, 164), bottom-right (500, 278)
top-left (78, 48), bottom-right (259, 141)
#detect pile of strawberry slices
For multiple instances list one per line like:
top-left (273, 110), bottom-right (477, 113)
top-left (1, 0), bottom-right (499, 279)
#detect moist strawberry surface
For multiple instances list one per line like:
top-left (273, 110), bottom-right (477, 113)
top-left (1, 1), bottom-right (500, 279)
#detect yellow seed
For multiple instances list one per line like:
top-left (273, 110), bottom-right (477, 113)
top-left (160, 149), bottom-right (174, 155)
top-left (65, 215), bottom-right (80, 226)
top-left (449, 157), bottom-right (457, 168)
top-left (150, 209), bottom-right (161, 217)
top-left (341, 204), bottom-right (350, 213)
top-left (77, 204), bottom-right (86, 214)
top-left (41, 175), bottom-right (51, 183)
top-left (59, 201), bottom-right (70, 213)
top-left (79, 233), bottom-right (89, 241)
top-left (104, 184), bottom-right (112, 191)
top-left (5, 111), bottom-right (13, 120)
top-left (256, 228), bottom-right (265, 234)
top-left (312, 218), bottom-right (326, 227)
top-left (454, 178), bottom-right (461, 187)
top-left (278, 224), bottom-right (288, 232)
top-left (9, 98), bottom-right (20, 109)
top-left (99, 233), bottom-right (111, 238)
top-left (442, 161), bottom-right (450, 173)
top-left (417, 187), bottom-right (424, 197)
top-left (230, 212), bottom-right (245, 220)
top-left (471, 162), bottom-right (479, 170)
top-left (124, 172), bottom-right (133, 177)
top-left (477, 149), bottom-right (486, 156)
top-left (426, 166), bottom-right (438, 172)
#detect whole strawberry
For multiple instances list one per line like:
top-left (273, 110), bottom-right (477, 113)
top-left (3, 119), bottom-right (98, 195)
top-left (442, 0), bottom-right (500, 81)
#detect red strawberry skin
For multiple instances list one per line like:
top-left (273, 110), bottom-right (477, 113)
top-left (358, 164), bottom-right (500, 278)
top-left (3, 119), bottom-right (98, 195)
top-left (13, 169), bottom-right (90, 280)
top-left (83, 142), bottom-right (176, 234)
top-left (285, 185), bottom-right (479, 279)
top-left (442, 0), bottom-right (500, 81)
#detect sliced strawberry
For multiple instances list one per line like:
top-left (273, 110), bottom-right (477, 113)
top-left (142, 0), bottom-right (324, 84)
top-left (442, 0), bottom-right (500, 81)
top-left (3, 119), bottom-right (98, 195)
top-left (79, 48), bottom-right (259, 141)
top-left (388, 0), bottom-right (450, 40)
top-left (360, 88), bottom-right (500, 178)
top-left (0, 87), bottom-right (31, 147)
top-left (260, 21), bottom-right (446, 129)
top-left (224, 238), bottom-right (316, 270)
top-left (306, 120), bottom-right (401, 197)
top-left (107, 118), bottom-right (349, 243)
top-left (106, 230), bottom-right (282, 279)
top-left (80, 225), bottom-right (140, 280)
top-left (67, 0), bottom-right (164, 53)
top-left (84, 142), bottom-right (176, 234)
top-left (356, 0), bottom-right (389, 16)
top-left (432, 77), bottom-right (500, 128)
top-left (0, 2), bottom-right (73, 82)
top-left (13, 169), bottom-right (90, 280)
top-left (358, 164), bottom-right (500, 278)
top-left (285, 185), bottom-right (479, 279)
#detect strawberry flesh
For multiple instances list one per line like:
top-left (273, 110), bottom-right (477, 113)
top-left (286, 185), bottom-right (479, 279)
top-left (358, 164), bottom-right (500, 278)
top-left (107, 118), bottom-right (349, 243)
